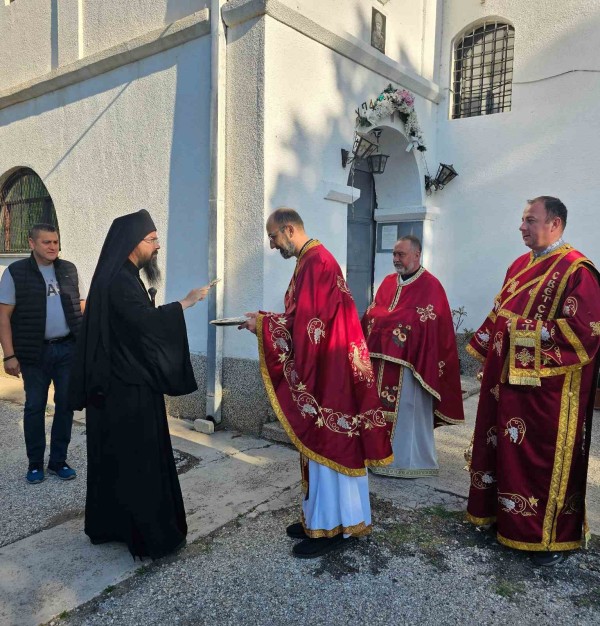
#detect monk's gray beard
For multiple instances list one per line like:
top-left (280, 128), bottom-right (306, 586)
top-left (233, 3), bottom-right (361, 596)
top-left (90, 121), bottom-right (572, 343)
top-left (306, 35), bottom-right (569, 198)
top-left (142, 255), bottom-right (162, 286)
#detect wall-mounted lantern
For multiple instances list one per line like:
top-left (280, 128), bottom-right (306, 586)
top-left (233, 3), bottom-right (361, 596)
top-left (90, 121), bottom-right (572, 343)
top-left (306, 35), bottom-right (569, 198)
top-left (342, 129), bottom-right (390, 174)
top-left (425, 163), bottom-right (458, 193)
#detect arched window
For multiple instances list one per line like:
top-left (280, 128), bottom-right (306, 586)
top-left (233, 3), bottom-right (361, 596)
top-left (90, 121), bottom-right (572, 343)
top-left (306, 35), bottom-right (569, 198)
top-left (452, 21), bottom-right (514, 119)
top-left (0, 168), bottom-right (58, 253)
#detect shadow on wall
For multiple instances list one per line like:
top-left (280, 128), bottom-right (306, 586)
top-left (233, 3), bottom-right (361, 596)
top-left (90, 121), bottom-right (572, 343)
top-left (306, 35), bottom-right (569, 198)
top-left (163, 0), bottom-right (212, 418)
top-left (265, 5), bottom-right (425, 289)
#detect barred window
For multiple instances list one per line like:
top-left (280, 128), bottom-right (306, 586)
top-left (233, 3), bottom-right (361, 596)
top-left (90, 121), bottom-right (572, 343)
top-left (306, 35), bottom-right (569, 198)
top-left (0, 169), bottom-right (59, 253)
top-left (452, 21), bottom-right (514, 119)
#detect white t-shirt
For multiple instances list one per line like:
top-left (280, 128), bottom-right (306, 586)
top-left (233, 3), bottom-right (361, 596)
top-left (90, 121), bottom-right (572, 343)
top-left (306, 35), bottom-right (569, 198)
top-left (0, 263), bottom-right (86, 340)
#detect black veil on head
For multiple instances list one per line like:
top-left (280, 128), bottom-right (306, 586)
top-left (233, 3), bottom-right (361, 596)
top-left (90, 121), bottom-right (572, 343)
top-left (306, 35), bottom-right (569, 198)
top-left (69, 210), bottom-right (156, 410)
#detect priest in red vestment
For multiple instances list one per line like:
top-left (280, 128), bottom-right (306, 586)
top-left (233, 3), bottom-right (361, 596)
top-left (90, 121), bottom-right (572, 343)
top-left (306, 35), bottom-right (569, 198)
top-left (362, 236), bottom-right (464, 478)
top-left (466, 196), bottom-right (600, 567)
top-left (240, 208), bottom-right (392, 559)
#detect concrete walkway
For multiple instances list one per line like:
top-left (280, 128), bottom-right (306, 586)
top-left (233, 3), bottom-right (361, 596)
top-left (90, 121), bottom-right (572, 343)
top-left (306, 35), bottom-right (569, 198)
top-left (0, 374), bottom-right (599, 625)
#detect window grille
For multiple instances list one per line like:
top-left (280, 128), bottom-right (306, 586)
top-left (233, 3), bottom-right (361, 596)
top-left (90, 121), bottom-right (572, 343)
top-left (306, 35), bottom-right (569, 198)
top-left (452, 21), bottom-right (514, 119)
top-left (0, 169), bottom-right (58, 253)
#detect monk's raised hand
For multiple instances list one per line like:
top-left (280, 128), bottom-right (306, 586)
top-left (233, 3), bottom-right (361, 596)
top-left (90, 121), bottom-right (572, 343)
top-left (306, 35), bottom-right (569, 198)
top-left (180, 285), bottom-right (210, 310)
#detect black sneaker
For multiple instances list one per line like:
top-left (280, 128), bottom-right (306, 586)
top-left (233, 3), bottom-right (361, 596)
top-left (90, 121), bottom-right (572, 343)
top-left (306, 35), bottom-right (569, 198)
top-left (292, 534), bottom-right (345, 559)
top-left (47, 461), bottom-right (77, 481)
top-left (286, 522), bottom-right (309, 539)
top-left (530, 551), bottom-right (565, 567)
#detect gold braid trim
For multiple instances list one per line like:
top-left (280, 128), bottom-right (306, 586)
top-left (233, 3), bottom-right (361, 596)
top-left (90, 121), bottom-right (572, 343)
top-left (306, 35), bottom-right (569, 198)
top-left (508, 323), bottom-right (541, 386)
top-left (293, 239), bottom-right (321, 278)
top-left (523, 247), bottom-right (573, 318)
top-left (466, 343), bottom-right (486, 363)
top-left (466, 512), bottom-right (496, 526)
top-left (497, 532), bottom-right (582, 552)
top-left (258, 313), bottom-right (380, 477)
top-left (500, 276), bottom-right (546, 310)
top-left (387, 266), bottom-right (425, 311)
top-left (301, 513), bottom-right (372, 538)
top-left (556, 318), bottom-right (589, 364)
top-left (541, 371), bottom-right (572, 547)
top-left (552, 368), bottom-right (581, 545)
top-left (548, 257), bottom-right (589, 319)
top-left (434, 409), bottom-right (464, 425)
top-left (370, 466), bottom-right (439, 478)
top-left (365, 454), bottom-right (394, 468)
top-left (368, 354), bottom-right (441, 401)
top-left (539, 362), bottom-right (593, 377)
top-left (388, 365), bottom-right (404, 441)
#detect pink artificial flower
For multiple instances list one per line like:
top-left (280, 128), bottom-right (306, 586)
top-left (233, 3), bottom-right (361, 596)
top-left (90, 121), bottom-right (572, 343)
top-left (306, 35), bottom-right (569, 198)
top-left (396, 89), bottom-right (414, 107)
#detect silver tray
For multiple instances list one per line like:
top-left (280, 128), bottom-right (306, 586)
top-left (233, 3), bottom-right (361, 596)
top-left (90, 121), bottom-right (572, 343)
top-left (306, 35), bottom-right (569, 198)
top-left (210, 316), bottom-right (248, 326)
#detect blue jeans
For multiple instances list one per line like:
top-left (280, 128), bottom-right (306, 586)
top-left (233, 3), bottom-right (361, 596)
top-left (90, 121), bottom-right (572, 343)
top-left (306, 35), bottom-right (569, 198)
top-left (20, 340), bottom-right (75, 466)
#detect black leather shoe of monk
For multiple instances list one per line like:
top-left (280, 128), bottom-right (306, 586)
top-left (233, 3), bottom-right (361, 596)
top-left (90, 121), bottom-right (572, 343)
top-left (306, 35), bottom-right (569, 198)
top-left (292, 534), bottom-right (345, 559)
top-left (286, 522), bottom-right (308, 539)
top-left (530, 551), bottom-right (565, 567)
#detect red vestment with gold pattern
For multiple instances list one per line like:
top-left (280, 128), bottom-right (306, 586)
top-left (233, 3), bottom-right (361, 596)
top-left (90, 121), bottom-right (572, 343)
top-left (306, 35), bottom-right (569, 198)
top-left (257, 241), bottom-right (393, 476)
top-left (466, 244), bottom-right (600, 551)
top-left (362, 268), bottom-right (464, 428)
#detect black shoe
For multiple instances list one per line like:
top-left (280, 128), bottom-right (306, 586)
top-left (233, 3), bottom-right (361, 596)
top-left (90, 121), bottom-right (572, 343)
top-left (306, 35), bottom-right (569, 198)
top-left (530, 551), bottom-right (565, 567)
top-left (292, 534), bottom-right (345, 559)
top-left (286, 522), bottom-right (309, 539)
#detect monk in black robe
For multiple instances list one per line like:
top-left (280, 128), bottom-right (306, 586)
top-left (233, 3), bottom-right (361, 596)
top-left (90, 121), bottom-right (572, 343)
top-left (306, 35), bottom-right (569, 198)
top-left (70, 210), bottom-right (212, 559)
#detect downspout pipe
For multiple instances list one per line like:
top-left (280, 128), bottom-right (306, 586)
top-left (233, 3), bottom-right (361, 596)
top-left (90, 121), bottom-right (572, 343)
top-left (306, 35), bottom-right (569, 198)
top-left (205, 0), bottom-right (227, 424)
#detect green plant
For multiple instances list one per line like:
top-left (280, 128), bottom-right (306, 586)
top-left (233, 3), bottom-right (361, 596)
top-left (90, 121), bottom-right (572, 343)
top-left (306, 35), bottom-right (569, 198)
top-left (494, 580), bottom-right (525, 599)
top-left (451, 306), bottom-right (468, 334)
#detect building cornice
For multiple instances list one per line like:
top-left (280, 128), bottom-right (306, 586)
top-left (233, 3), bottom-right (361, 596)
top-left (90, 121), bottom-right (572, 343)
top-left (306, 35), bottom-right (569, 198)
top-left (0, 9), bottom-right (210, 111)
top-left (222, 0), bottom-right (441, 103)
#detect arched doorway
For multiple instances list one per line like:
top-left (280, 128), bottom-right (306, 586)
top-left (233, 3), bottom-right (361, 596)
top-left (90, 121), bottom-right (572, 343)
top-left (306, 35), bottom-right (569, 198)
top-left (0, 168), bottom-right (58, 253)
top-left (345, 123), bottom-right (425, 313)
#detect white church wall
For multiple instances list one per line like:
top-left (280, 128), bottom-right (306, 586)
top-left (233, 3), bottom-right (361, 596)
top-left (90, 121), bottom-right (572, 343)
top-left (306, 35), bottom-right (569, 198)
top-left (221, 14), bottom-right (267, 362)
top-left (0, 0), bottom-right (54, 88)
top-left (0, 0), bottom-right (209, 91)
top-left (433, 0), bottom-right (600, 327)
top-left (262, 14), bottom-right (438, 322)
top-left (0, 37), bottom-right (212, 354)
top-left (275, 0), bottom-right (429, 77)
top-left (83, 0), bottom-right (209, 56)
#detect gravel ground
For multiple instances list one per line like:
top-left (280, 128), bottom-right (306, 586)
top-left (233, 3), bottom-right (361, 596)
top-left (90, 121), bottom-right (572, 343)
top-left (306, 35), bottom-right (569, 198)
top-left (0, 402), bottom-right (87, 548)
top-left (0, 402), bottom-right (197, 549)
top-left (52, 498), bottom-right (600, 626)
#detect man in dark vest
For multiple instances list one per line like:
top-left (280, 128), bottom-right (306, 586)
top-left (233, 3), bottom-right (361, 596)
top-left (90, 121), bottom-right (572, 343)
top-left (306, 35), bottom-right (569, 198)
top-left (0, 223), bottom-right (85, 484)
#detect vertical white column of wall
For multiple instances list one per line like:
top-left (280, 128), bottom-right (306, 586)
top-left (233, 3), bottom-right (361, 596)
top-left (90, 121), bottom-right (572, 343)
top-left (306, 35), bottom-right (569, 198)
top-left (77, 0), bottom-right (84, 58)
top-left (205, 0), bottom-right (227, 423)
top-left (421, 0), bottom-right (443, 83)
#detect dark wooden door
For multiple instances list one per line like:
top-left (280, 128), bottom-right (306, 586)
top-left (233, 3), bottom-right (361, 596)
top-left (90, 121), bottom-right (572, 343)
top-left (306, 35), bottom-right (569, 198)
top-left (346, 169), bottom-right (376, 317)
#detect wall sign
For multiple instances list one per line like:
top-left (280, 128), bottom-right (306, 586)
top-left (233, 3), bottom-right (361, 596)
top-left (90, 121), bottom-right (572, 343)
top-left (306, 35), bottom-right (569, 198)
top-left (377, 221), bottom-right (424, 253)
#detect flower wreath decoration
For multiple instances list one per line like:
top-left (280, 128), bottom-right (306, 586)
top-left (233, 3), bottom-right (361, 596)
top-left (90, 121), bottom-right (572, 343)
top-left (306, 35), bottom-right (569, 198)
top-left (355, 84), bottom-right (426, 152)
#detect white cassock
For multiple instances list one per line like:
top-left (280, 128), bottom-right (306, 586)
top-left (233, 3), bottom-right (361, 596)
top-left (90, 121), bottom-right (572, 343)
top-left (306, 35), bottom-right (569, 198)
top-left (302, 460), bottom-right (372, 538)
top-left (370, 367), bottom-right (438, 478)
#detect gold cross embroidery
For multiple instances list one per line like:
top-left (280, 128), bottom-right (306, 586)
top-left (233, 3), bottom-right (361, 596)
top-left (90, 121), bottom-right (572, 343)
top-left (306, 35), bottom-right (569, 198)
top-left (417, 304), bottom-right (436, 322)
top-left (515, 348), bottom-right (535, 367)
